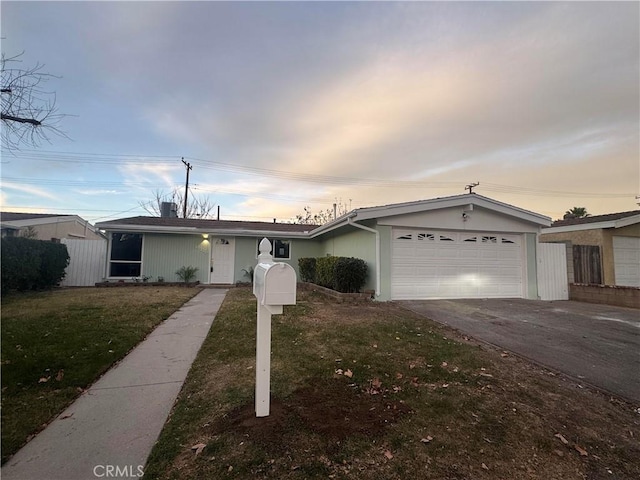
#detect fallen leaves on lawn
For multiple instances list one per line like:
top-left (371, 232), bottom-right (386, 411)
top-left (383, 450), bottom-right (393, 460)
top-left (191, 443), bottom-right (206, 455)
top-left (38, 376), bottom-right (51, 383)
top-left (420, 436), bottom-right (434, 444)
top-left (59, 413), bottom-right (74, 420)
top-left (554, 433), bottom-right (569, 445)
top-left (344, 369), bottom-right (353, 378)
top-left (575, 444), bottom-right (588, 456)
top-left (55, 369), bottom-right (64, 382)
top-left (364, 377), bottom-right (384, 395)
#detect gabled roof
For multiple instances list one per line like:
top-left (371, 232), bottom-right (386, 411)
top-left (311, 193), bottom-right (551, 236)
top-left (96, 216), bottom-right (318, 237)
top-left (97, 194), bottom-right (551, 238)
top-left (543, 210), bottom-right (640, 233)
top-left (0, 212), bottom-right (97, 231)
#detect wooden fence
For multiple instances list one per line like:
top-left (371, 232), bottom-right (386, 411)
top-left (573, 245), bottom-right (602, 285)
top-left (61, 239), bottom-right (107, 287)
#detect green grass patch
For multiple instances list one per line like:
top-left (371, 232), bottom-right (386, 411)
top-left (145, 288), bottom-right (640, 479)
top-left (1, 286), bottom-right (198, 463)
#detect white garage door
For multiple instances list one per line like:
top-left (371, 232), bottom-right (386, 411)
top-left (391, 229), bottom-right (524, 300)
top-left (613, 236), bottom-right (640, 287)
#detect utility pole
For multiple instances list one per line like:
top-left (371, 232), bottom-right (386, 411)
top-left (181, 157), bottom-right (192, 218)
top-left (465, 182), bottom-right (479, 194)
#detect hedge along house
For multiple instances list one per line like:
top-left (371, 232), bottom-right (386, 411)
top-left (96, 194), bottom-right (551, 301)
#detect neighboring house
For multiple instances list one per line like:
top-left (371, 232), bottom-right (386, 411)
top-left (0, 212), bottom-right (105, 241)
top-left (540, 210), bottom-right (640, 287)
top-left (96, 194), bottom-right (552, 301)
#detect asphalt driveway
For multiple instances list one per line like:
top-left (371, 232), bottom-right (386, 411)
top-left (399, 299), bottom-right (640, 403)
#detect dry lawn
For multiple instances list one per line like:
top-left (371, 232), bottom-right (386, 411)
top-left (145, 287), bottom-right (639, 480)
top-left (1, 286), bottom-right (199, 463)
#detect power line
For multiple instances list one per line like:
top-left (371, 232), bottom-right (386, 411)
top-left (4, 148), bottom-right (634, 199)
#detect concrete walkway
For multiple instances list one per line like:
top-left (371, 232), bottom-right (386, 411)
top-left (2, 288), bottom-right (227, 480)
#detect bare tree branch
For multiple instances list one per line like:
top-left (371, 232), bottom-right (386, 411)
top-left (1, 51), bottom-right (68, 151)
top-left (139, 188), bottom-right (217, 219)
top-left (292, 201), bottom-right (350, 225)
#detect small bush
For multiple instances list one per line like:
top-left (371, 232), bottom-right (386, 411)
top-left (175, 266), bottom-right (199, 283)
top-left (315, 256), bottom-right (339, 289)
top-left (1, 237), bottom-right (69, 293)
top-left (298, 257), bottom-right (317, 283)
top-left (334, 257), bottom-right (368, 293)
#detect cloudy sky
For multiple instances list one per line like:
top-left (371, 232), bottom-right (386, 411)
top-left (1, 1), bottom-right (638, 223)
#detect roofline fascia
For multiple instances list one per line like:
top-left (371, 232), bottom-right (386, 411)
top-left (308, 213), bottom-right (356, 238)
top-left (542, 222), bottom-right (617, 234)
top-left (543, 214), bottom-right (640, 234)
top-left (615, 214), bottom-right (640, 228)
top-left (2, 215), bottom-right (94, 229)
top-left (98, 223), bottom-right (312, 238)
top-left (347, 194), bottom-right (551, 226)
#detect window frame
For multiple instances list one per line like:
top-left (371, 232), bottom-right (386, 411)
top-left (108, 232), bottom-right (144, 278)
top-left (257, 237), bottom-right (291, 260)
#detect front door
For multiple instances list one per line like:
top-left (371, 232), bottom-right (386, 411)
top-left (210, 237), bottom-right (235, 284)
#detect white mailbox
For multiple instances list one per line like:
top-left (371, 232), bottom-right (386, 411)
top-left (253, 263), bottom-right (297, 308)
top-left (252, 238), bottom-right (297, 417)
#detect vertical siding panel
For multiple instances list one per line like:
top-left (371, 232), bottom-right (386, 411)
top-left (142, 234), bottom-right (210, 283)
top-left (61, 239), bottom-right (107, 286)
top-left (537, 243), bottom-right (569, 301)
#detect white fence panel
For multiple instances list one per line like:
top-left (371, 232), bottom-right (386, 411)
top-left (61, 239), bottom-right (107, 287)
top-left (537, 243), bottom-right (569, 301)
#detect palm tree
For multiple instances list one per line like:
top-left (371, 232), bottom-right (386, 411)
top-left (565, 207), bottom-right (589, 218)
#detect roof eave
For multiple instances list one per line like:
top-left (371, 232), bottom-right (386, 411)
top-left (543, 214), bottom-right (640, 234)
top-left (353, 194), bottom-right (551, 226)
top-left (615, 214), bottom-right (640, 228)
top-left (97, 223), bottom-right (311, 238)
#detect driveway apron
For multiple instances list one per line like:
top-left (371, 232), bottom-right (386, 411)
top-left (400, 299), bottom-right (640, 403)
top-left (2, 288), bottom-right (227, 480)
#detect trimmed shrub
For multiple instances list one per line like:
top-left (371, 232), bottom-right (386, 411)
top-left (315, 256), bottom-right (339, 290)
top-left (298, 257), bottom-right (317, 283)
top-left (334, 257), bottom-right (368, 293)
top-left (1, 237), bottom-right (69, 293)
top-left (37, 241), bottom-right (71, 289)
top-left (175, 265), bottom-right (199, 283)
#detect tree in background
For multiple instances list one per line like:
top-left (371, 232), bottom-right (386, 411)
top-left (1, 52), bottom-right (67, 151)
top-left (140, 188), bottom-right (217, 219)
top-left (293, 201), bottom-right (351, 225)
top-left (20, 226), bottom-right (38, 239)
top-left (564, 207), bottom-right (590, 218)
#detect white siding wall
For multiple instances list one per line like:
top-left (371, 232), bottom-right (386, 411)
top-left (537, 243), bottom-right (569, 301)
top-left (61, 239), bottom-right (107, 286)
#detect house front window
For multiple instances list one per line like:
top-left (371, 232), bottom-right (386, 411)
top-left (109, 232), bottom-right (143, 277)
top-left (257, 238), bottom-right (291, 260)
